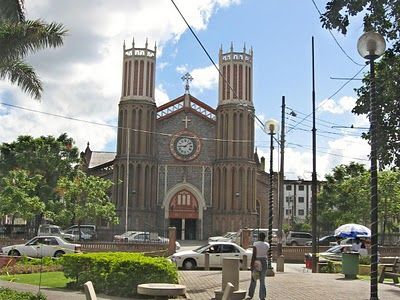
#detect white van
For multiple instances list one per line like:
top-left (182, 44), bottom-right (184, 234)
top-left (37, 224), bottom-right (75, 241)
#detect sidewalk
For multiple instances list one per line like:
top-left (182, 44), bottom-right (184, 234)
top-left (1, 268), bottom-right (399, 299)
top-left (179, 269), bottom-right (400, 300)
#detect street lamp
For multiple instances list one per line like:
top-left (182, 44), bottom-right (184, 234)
top-left (265, 119), bottom-right (278, 276)
top-left (357, 31), bottom-right (386, 300)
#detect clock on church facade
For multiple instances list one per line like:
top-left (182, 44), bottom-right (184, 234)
top-left (170, 131), bottom-right (201, 161)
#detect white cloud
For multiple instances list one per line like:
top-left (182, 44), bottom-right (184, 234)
top-left (319, 96), bottom-right (356, 114)
top-left (191, 65), bottom-right (219, 92)
top-left (1, 0), bottom-right (240, 152)
top-left (155, 84), bottom-right (170, 106)
top-left (176, 65), bottom-right (189, 74)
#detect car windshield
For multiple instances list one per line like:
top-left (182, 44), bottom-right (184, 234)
top-left (326, 245), bottom-right (342, 253)
top-left (223, 232), bottom-right (234, 238)
top-left (120, 231), bottom-right (136, 237)
top-left (194, 244), bottom-right (212, 253)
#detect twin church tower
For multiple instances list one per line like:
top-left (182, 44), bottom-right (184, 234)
top-left (110, 40), bottom-right (269, 239)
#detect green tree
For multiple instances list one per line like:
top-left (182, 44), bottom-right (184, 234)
top-left (318, 163), bottom-right (400, 240)
top-left (0, 169), bottom-right (45, 224)
top-left (54, 171), bottom-right (118, 234)
top-left (0, 134), bottom-right (80, 228)
top-left (0, 0), bottom-right (67, 99)
top-left (317, 162), bottom-right (369, 232)
top-left (320, 1), bottom-right (400, 170)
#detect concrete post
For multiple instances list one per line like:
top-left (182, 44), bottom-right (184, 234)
top-left (276, 255), bottom-right (285, 272)
top-left (205, 252), bottom-right (210, 270)
top-left (241, 255), bottom-right (248, 270)
top-left (242, 228), bottom-right (252, 249)
top-left (168, 227), bottom-right (176, 255)
top-left (222, 258), bottom-right (239, 291)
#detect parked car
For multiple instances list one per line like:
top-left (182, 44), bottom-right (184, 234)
top-left (66, 225), bottom-right (96, 240)
top-left (64, 228), bottom-right (92, 241)
top-left (113, 231), bottom-right (180, 250)
top-left (170, 242), bottom-right (252, 270)
top-left (305, 235), bottom-right (337, 246)
top-left (208, 232), bottom-right (237, 242)
top-left (318, 244), bottom-right (353, 262)
top-left (37, 224), bottom-right (75, 241)
top-left (286, 231), bottom-right (312, 246)
top-left (1, 235), bottom-right (81, 258)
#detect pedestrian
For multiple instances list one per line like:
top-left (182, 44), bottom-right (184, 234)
top-left (351, 237), bottom-right (361, 252)
top-left (245, 231), bottom-right (269, 300)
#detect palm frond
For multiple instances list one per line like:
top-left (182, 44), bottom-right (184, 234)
top-left (0, 19), bottom-right (67, 61)
top-left (0, 59), bottom-right (42, 99)
top-left (0, 0), bottom-right (25, 22)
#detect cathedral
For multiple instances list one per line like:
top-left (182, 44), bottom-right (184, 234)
top-left (82, 40), bottom-right (277, 240)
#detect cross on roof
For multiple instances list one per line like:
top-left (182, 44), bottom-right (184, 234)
top-left (181, 72), bottom-right (193, 94)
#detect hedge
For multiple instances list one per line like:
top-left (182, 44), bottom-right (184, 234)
top-left (0, 288), bottom-right (46, 300)
top-left (60, 252), bottom-right (178, 297)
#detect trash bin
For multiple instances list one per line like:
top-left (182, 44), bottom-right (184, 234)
top-left (342, 252), bottom-right (359, 279)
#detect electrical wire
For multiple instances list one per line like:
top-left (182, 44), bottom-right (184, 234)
top-left (310, 0), bottom-right (364, 67)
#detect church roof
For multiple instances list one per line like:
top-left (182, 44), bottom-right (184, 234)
top-left (88, 151), bottom-right (116, 169)
top-left (157, 94), bottom-right (216, 122)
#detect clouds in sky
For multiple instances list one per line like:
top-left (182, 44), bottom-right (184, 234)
top-left (319, 96), bottom-right (356, 114)
top-left (1, 0), bottom-right (240, 151)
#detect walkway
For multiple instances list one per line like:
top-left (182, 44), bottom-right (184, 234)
top-left (1, 267), bottom-right (399, 299)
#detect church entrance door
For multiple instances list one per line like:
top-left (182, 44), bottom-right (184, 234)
top-left (168, 190), bottom-right (198, 240)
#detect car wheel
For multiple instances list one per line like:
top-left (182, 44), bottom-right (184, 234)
top-left (290, 241), bottom-right (298, 246)
top-left (54, 250), bottom-right (65, 257)
top-left (9, 249), bottom-right (20, 256)
top-left (182, 258), bottom-right (196, 270)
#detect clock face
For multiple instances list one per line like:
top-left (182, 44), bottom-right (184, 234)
top-left (176, 137), bottom-right (195, 156)
top-left (170, 131), bottom-right (201, 161)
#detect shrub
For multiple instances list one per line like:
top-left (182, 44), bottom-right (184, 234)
top-left (0, 287), bottom-right (46, 300)
top-left (320, 261), bottom-right (341, 273)
top-left (61, 252), bottom-right (178, 297)
top-left (359, 255), bottom-right (371, 265)
top-left (0, 256), bottom-right (63, 275)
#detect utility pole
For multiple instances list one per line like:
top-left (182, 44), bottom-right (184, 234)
top-left (278, 96), bottom-right (285, 257)
top-left (311, 36), bottom-right (319, 273)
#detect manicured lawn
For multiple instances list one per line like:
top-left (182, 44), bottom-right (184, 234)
top-left (0, 272), bottom-right (72, 288)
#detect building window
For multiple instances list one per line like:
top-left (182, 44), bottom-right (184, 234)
top-left (286, 196), bottom-right (292, 203)
top-left (298, 185), bottom-right (305, 191)
top-left (298, 209), bottom-right (304, 216)
top-left (286, 185), bottom-right (292, 191)
top-left (298, 196), bottom-right (305, 203)
top-left (285, 209), bottom-right (291, 215)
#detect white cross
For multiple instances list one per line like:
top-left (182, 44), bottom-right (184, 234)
top-left (182, 115), bottom-right (191, 128)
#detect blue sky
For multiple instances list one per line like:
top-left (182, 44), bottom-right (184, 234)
top-left (0, 0), bottom-right (373, 179)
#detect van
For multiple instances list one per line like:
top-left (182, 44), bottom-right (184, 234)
top-left (37, 224), bottom-right (75, 241)
top-left (286, 231), bottom-right (312, 246)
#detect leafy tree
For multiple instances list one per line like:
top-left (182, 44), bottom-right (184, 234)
top-left (0, 169), bottom-right (45, 224)
top-left (318, 162), bottom-right (400, 241)
top-left (54, 171), bottom-right (118, 234)
top-left (320, 1), bottom-right (400, 170)
top-left (0, 134), bottom-right (80, 228)
top-left (0, 0), bottom-right (67, 99)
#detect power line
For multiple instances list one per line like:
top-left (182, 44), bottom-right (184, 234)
top-left (286, 64), bottom-right (367, 135)
top-left (310, 0), bottom-right (364, 67)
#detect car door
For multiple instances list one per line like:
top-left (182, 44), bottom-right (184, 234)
top-left (205, 244), bottom-right (222, 267)
top-left (220, 244), bottom-right (241, 262)
top-left (38, 237), bottom-right (57, 257)
top-left (23, 238), bottom-right (42, 257)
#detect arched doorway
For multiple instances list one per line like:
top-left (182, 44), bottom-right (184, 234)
top-left (168, 190), bottom-right (198, 240)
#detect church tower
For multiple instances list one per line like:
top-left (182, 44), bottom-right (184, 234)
top-left (213, 44), bottom-right (258, 233)
top-left (112, 39), bottom-right (158, 231)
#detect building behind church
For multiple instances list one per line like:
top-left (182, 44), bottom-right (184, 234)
top-left (82, 40), bottom-right (315, 240)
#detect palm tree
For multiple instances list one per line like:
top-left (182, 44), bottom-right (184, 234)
top-left (0, 0), bottom-right (67, 99)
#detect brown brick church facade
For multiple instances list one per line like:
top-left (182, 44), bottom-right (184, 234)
top-left (82, 40), bottom-right (277, 240)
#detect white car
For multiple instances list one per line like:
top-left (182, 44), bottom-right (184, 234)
top-left (113, 231), bottom-right (180, 250)
top-left (208, 232), bottom-right (237, 242)
top-left (170, 242), bottom-right (252, 270)
top-left (1, 235), bottom-right (81, 258)
top-left (64, 228), bottom-right (92, 241)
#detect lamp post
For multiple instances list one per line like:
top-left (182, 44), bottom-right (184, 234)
top-left (265, 119), bottom-right (278, 277)
top-left (357, 31), bottom-right (386, 300)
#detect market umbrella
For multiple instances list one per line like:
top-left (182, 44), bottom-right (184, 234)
top-left (334, 223), bottom-right (371, 239)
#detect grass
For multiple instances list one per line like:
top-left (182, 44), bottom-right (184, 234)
top-left (0, 272), bottom-right (72, 289)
